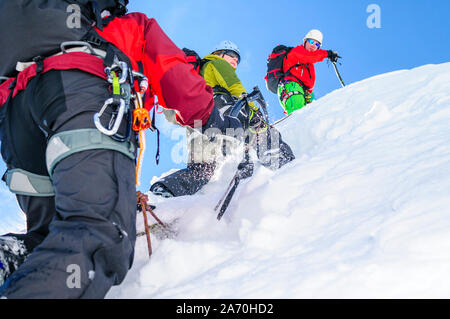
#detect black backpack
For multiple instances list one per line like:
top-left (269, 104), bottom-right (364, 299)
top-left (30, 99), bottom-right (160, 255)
top-left (0, 0), bottom-right (128, 77)
top-left (264, 45), bottom-right (293, 94)
top-left (182, 48), bottom-right (208, 74)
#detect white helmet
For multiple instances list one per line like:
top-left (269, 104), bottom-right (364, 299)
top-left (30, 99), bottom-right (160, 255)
top-left (303, 29), bottom-right (323, 45)
top-left (212, 40), bottom-right (241, 57)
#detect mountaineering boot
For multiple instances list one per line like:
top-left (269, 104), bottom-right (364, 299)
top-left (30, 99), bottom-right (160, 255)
top-left (150, 182), bottom-right (175, 198)
top-left (0, 236), bottom-right (28, 286)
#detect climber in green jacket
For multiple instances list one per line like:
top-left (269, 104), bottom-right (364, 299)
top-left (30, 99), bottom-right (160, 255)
top-left (150, 41), bottom-right (295, 198)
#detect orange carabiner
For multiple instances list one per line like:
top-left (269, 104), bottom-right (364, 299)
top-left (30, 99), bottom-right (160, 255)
top-left (132, 108), bottom-right (151, 131)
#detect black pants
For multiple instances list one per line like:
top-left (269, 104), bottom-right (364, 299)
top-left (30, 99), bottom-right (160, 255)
top-left (151, 162), bottom-right (217, 197)
top-left (0, 70), bottom-right (136, 298)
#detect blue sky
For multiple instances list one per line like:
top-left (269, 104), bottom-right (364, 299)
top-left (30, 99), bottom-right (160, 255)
top-left (1, 0), bottom-right (449, 229)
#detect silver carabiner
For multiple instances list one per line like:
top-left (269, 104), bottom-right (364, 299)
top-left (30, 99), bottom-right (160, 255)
top-left (105, 61), bottom-right (128, 84)
top-left (132, 70), bottom-right (149, 93)
top-left (94, 98), bottom-right (126, 136)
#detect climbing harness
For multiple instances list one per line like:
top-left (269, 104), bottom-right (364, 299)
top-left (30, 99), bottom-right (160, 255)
top-left (0, 38), bottom-right (162, 195)
top-left (278, 83), bottom-right (304, 106)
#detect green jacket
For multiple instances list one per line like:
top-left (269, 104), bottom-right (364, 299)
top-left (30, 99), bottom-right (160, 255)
top-left (166, 54), bottom-right (253, 164)
top-left (200, 54), bottom-right (249, 100)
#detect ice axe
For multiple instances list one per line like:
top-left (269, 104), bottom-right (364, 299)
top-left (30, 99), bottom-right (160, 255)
top-left (229, 86), bottom-right (269, 122)
top-left (215, 87), bottom-right (269, 220)
top-left (332, 61), bottom-right (345, 88)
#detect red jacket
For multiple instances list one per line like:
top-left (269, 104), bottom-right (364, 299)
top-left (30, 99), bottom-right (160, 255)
top-left (0, 12), bottom-right (214, 128)
top-left (283, 45), bottom-right (328, 92)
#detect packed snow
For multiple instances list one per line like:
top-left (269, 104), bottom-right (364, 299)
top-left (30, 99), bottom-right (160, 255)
top-left (106, 62), bottom-right (450, 298)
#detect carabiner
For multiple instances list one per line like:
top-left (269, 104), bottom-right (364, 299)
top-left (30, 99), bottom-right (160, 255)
top-left (105, 61), bottom-right (128, 84)
top-left (132, 71), bottom-right (149, 94)
top-left (94, 98), bottom-right (126, 136)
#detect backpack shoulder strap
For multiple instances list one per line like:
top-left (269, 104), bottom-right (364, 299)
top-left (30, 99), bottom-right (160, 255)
top-left (198, 58), bottom-right (209, 74)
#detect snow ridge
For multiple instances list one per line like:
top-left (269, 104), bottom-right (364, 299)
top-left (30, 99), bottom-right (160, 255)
top-left (108, 63), bottom-right (450, 299)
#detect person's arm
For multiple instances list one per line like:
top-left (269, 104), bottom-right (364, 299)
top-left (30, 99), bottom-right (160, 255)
top-left (140, 15), bottom-right (214, 127)
top-left (289, 45), bottom-right (328, 64)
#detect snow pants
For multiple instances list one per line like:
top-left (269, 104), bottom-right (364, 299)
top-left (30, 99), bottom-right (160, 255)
top-left (0, 70), bottom-right (137, 298)
top-left (278, 80), bottom-right (314, 115)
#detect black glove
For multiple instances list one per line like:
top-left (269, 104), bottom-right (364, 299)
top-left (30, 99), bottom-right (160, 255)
top-left (304, 92), bottom-right (312, 104)
top-left (327, 50), bottom-right (340, 63)
top-left (237, 160), bottom-right (254, 179)
top-left (248, 108), bottom-right (268, 133)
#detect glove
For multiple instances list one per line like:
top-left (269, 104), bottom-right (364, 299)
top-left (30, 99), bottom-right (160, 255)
top-left (327, 50), bottom-right (340, 63)
top-left (248, 109), bottom-right (268, 133)
top-left (237, 160), bottom-right (254, 179)
top-left (304, 91), bottom-right (313, 104)
top-left (136, 191), bottom-right (156, 212)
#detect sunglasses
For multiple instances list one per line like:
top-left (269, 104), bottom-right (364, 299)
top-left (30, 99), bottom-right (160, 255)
top-left (306, 39), bottom-right (321, 48)
top-left (224, 50), bottom-right (241, 64)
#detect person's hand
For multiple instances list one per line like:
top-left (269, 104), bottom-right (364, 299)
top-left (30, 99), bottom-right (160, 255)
top-left (237, 160), bottom-right (254, 179)
top-left (327, 50), bottom-right (340, 63)
top-left (305, 92), bottom-right (312, 104)
top-left (248, 109), bottom-right (268, 133)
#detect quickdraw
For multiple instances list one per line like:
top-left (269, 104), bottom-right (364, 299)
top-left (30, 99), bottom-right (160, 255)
top-left (94, 62), bottom-right (129, 137)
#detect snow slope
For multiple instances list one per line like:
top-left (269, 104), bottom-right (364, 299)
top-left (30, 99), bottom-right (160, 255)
top-left (107, 62), bottom-right (450, 299)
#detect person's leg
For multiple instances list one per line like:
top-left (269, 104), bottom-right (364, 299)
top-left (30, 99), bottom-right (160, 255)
top-left (0, 149), bottom-right (136, 298)
top-left (151, 162), bottom-right (216, 197)
top-left (14, 195), bottom-right (55, 249)
top-left (0, 80), bottom-right (57, 286)
top-left (277, 81), bottom-right (306, 115)
top-left (0, 70), bottom-right (137, 298)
